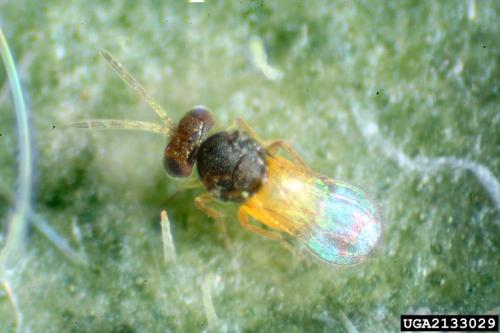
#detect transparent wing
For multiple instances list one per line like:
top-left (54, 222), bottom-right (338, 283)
top-left (247, 155), bottom-right (382, 265)
top-left (301, 177), bottom-right (382, 265)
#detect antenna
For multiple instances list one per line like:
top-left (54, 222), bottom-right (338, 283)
top-left (100, 50), bottom-right (174, 129)
top-left (70, 50), bottom-right (175, 135)
top-left (70, 119), bottom-right (170, 135)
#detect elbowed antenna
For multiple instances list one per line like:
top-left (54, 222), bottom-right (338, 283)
top-left (70, 50), bottom-right (175, 135)
top-left (100, 50), bottom-right (174, 129)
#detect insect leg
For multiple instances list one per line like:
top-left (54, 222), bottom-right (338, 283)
top-left (194, 193), bottom-right (232, 250)
top-left (266, 140), bottom-right (310, 169)
top-left (233, 118), bottom-right (310, 169)
top-left (237, 207), bottom-right (283, 241)
top-left (238, 207), bottom-right (311, 264)
top-left (233, 118), bottom-right (268, 147)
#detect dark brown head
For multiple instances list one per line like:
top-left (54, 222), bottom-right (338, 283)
top-left (163, 106), bottom-right (215, 177)
top-left (196, 130), bottom-right (267, 202)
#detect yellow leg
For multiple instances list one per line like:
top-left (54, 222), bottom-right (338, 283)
top-left (237, 207), bottom-right (283, 241)
top-left (233, 118), bottom-right (309, 169)
top-left (194, 193), bottom-right (232, 250)
top-left (233, 118), bottom-right (268, 147)
top-left (237, 207), bottom-right (309, 263)
top-left (266, 140), bottom-right (309, 169)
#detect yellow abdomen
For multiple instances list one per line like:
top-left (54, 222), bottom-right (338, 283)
top-left (241, 155), bottom-right (317, 236)
top-left (239, 155), bottom-right (382, 265)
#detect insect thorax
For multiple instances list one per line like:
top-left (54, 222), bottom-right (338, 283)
top-left (196, 130), bottom-right (267, 202)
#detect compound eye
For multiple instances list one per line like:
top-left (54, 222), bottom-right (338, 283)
top-left (179, 107), bottom-right (215, 141)
top-left (163, 107), bottom-right (215, 178)
top-left (163, 155), bottom-right (193, 178)
top-left (187, 106), bottom-right (215, 129)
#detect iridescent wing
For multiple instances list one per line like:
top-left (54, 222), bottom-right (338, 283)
top-left (245, 155), bottom-right (381, 265)
top-left (302, 177), bottom-right (382, 265)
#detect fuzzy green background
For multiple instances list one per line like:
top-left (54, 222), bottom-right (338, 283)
top-left (0, 1), bottom-right (498, 332)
